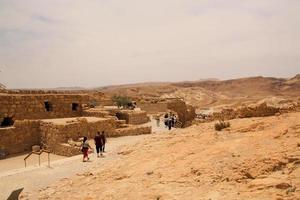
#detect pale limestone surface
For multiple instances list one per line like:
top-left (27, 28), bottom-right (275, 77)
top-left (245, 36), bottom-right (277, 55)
top-left (19, 112), bottom-right (300, 200)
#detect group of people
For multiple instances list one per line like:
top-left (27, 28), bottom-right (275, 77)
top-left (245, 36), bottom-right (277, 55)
top-left (164, 113), bottom-right (177, 130)
top-left (154, 113), bottom-right (177, 130)
top-left (81, 131), bottom-right (107, 162)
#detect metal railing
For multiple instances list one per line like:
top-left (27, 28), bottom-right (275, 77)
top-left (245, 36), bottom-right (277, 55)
top-left (24, 149), bottom-right (51, 168)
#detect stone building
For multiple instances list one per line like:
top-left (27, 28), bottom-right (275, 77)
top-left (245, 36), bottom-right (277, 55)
top-left (0, 90), bottom-right (152, 158)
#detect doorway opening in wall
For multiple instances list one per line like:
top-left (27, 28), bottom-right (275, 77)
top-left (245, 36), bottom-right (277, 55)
top-left (44, 101), bottom-right (53, 112)
top-left (1, 117), bottom-right (14, 127)
top-left (72, 103), bottom-right (79, 111)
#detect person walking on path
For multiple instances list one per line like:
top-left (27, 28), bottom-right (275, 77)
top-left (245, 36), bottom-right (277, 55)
top-left (155, 115), bottom-right (160, 127)
top-left (94, 132), bottom-right (103, 157)
top-left (100, 131), bottom-right (107, 153)
top-left (81, 136), bottom-right (92, 162)
top-left (164, 113), bottom-right (169, 128)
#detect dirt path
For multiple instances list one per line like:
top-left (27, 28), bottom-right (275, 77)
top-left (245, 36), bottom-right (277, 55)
top-left (0, 134), bottom-right (153, 200)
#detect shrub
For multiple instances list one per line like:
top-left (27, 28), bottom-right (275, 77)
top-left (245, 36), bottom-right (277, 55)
top-left (89, 99), bottom-right (98, 108)
top-left (215, 120), bottom-right (230, 131)
top-left (112, 95), bottom-right (132, 108)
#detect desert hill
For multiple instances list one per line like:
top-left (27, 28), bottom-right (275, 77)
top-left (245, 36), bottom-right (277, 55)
top-left (98, 75), bottom-right (300, 109)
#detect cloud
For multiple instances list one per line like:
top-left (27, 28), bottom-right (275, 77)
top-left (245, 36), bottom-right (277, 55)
top-left (0, 0), bottom-right (299, 88)
top-left (31, 14), bottom-right (59, 24)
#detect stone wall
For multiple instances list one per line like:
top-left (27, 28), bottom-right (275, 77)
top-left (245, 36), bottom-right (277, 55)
top-left (112, 126), bottom-right (152, 137)
top-left (39, 117), bottom-right (116, 154)
top-left (0, 120), bottom-right (40, 155)
top-left (167, 100), bottom-right (196, 127)
top-left (116, 110), bottom-right (150, 125)
top-left (82, 109), bottom-right (109, 118)
top-left (55, 143), bottom-right (81, 157)
top-left (0, 94), bottom-right (89, 121)
top-left (236, 102), bottom-right (280, 118)
top-left (53, 125), bottom-right (152, 156)
top-left (211, 103), bottom-right (281, 121)
top-left (139, 102), bottom-right (168, 114)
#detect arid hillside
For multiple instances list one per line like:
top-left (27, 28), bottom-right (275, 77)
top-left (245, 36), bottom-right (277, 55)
top-left (24, 112), bottom-right (300, 200)
top-left (98, 75), bottom-right (300, 108)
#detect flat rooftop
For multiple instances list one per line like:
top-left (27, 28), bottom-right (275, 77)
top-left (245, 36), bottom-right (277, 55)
top-left (41, 117), bottom-right (110, 125)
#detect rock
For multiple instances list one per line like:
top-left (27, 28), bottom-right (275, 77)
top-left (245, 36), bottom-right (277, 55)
top-left (275, 182), bottom-right (291, 189)
top-left (146, 171), bottom-right (154, 176)
top-left (242, 171), bottom-right (255, 179)
top-left (286, 186), bottom-right (296, 194)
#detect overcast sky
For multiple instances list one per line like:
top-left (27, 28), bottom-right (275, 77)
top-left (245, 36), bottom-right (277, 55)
top-left (0, 0), bottom-right (299, 88)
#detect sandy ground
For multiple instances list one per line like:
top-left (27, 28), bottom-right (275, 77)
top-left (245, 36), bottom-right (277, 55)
top-left (0, 134), bottom-right (156, 200)
top-left (0, 117), bottom-right (172, 200)
top-left (20, 112), bottom-right (300, 200)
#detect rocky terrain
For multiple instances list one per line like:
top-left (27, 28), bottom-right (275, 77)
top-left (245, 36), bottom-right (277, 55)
top-left (22, 112), bottom-right (300, 200)
top-left (98, 75), bottom-right (300, 109)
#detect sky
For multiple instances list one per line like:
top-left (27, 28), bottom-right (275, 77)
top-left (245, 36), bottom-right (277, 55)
top-left (0, 0), bottom-right (299, 89)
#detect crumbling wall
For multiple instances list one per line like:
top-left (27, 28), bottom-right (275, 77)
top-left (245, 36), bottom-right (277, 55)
top-left (39, 118), bottom-right (116, 154)
top-left (211, 102), bottom-right (281, 121)
top-left (0, 120), bottom-right (40, 155)
top-left (167, 100), bottom-right (196, 127)
top-left (236, 102), bottom-right (280, 118)
top-left (116, 110), bottom-right (150, 125)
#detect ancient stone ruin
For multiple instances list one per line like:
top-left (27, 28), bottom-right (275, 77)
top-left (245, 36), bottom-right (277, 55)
top-left (0, 90), bottom-right (152, 158)
top-left (167, 99), bottom-right (196, 127)
top-left (197, 99), bottom-right (300, 122)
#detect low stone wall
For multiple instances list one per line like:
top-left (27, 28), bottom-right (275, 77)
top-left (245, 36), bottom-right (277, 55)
top-left (0, 120), bottom-right (40, 156)
top-left (112, 126), bottom-right (152, 137)
top-left (211, 103), bottom-right (281, 121)
top-left (116, 110), bottom-right (150, 125)
top-left (40, 117), bottom-right (116, 154)
top-left (55, 143), bottom-right (81, 157)
top-left (82, 109), bottom-right (109, 118)
top-left (237, 102), bottom-right (280, 118)
top-left (0, 115), bottom-right (152, 157)
top-left (116, 120), bottom-right (127, 128)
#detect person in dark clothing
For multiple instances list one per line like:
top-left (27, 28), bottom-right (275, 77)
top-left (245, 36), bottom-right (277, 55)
top-left (94, 132), bottom-right (103, 157)
top-left (100, 131), bottom-right (107, 152)
top-left (164, 113), bottom-right (169, 128)
top-left (168, 117), bottom-right (172, 130)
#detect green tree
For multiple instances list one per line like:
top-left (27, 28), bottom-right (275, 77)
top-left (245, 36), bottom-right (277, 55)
top-left (112, 95), bottom-right (132, 108)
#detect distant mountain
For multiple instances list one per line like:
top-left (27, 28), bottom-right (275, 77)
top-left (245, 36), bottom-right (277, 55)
top-left (52, 87), bottom-right (87, 91)
top-left (96, 74), bottom-right (300, 109)
top-left (286, 74), bottom-right (300, 83)
top-left (0, 83), bottom-right (6, 90)
top-left (172, 76), bottom-right (300, 97)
